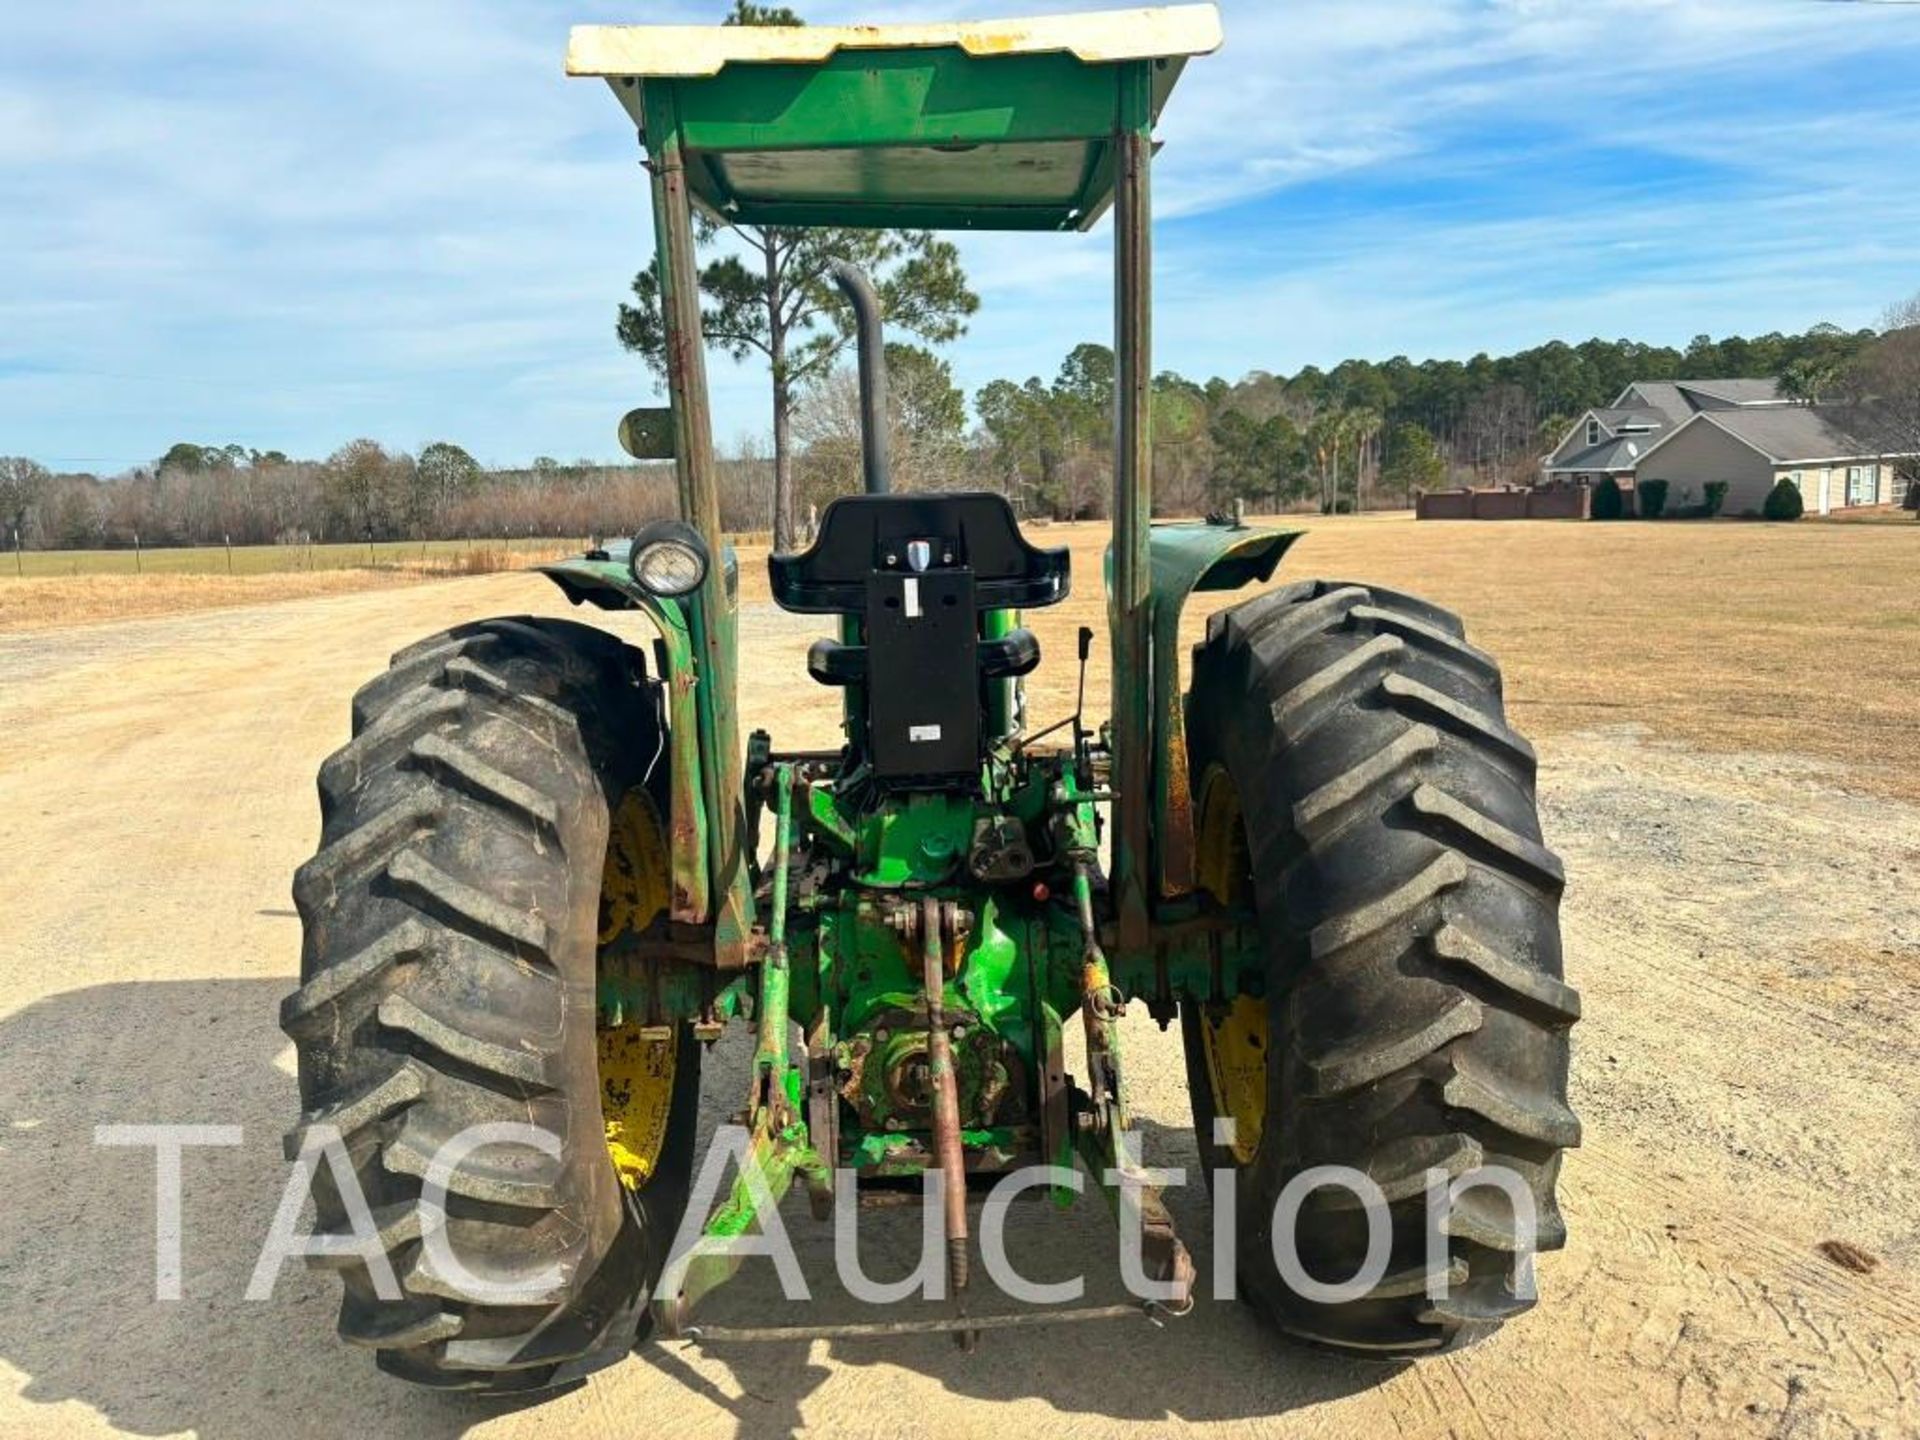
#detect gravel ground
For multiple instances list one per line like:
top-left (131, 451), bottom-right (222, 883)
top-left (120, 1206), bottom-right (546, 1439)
top-left (1, 569), bottom-right (1915, 1439)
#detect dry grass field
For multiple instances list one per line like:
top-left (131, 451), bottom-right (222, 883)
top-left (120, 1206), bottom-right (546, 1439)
top-left (12, 515), bottom-right (1915, 798)
top-left (1, 512), bottom-right (1917, 1439)
top-left (2, 536), bottom-right (587, 579)
top-left (732, 513), bottom-right (1920, 801)
top-left (0, 540), bottom-right (586, 633)
top-left (1241, 515), bottom-right (1920, 800)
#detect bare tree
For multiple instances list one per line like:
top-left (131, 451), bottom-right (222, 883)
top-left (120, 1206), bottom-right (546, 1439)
top-left (1462, 383), bottom-right (1536, 484)
top-left (795, 343), bottom-right (971, 506)
top-left (0, 456), bottom-right (50, 545)
top-left (321, 440), bottom-right (414, 540)
top-left (1832, 292), bottom-right (1920, 501)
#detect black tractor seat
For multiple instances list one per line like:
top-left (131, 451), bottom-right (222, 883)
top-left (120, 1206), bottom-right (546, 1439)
top-left (768, 493), bottom-right (1069, 783)
top-left (769, 493), bottom-right (1068, 612)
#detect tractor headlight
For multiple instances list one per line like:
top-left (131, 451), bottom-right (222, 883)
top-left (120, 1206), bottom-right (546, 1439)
top-left (627, 520), bottom-right (709, 597)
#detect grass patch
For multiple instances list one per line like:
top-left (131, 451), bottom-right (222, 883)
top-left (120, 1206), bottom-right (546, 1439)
top-left (934, 514), bottom-right (1920, 803)
top-left (0, 537), bottom-right (588, 579)
top-left (0, 542), bottom-right (583, 632)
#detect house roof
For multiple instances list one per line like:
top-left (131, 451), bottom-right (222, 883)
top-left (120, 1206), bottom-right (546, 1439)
top-left (1551, 377), bottom-right (1890, 474)
top-left (1701, 406), bottom-right (1872, 463)
top-left (1546, 435), bottom-right (1650, 472)
top-left (1619, 383), bottom-right (1695, 426)
top-left (1676, 378), bottom-right (1785, 407)
top-left (1615, 378), bottom-right (1787, 423)
top-left (1595, 407), bottom-right (1666, 430)
top-left (1546, 404), bottom-right (1668, 469)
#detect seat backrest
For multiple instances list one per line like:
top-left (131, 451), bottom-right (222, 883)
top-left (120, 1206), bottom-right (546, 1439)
top-left (768, 492), bottom-right (1069, 616)
top-left (767, 493), bottom-right (1069, 784)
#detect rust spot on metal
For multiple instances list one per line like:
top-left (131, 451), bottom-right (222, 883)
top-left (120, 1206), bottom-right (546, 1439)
top-left (1161, 727), bottom-right (1195, 896)
top-left (669, 754), bottom-right (706, 924)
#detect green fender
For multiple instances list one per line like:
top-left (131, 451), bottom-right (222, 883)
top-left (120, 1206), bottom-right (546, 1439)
top-left (536, 550), bottom-right (717, 928)
top-left (1105, 520), bottom-right (1300, 901)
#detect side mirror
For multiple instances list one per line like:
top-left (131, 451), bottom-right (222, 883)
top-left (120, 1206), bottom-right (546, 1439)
top-left (617, 407), bottom-right (677, 461)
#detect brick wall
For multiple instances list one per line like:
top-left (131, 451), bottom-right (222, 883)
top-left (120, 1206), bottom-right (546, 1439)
top-left (1416, 484), bottom-right (1590, 520)
top-left (1415, 489), bottom-right (1476, 520)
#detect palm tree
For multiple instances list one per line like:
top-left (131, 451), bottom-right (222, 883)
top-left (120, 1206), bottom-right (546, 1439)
top-left (1307, 412), bottom-right (1342, 513)
top-left (1780, 356), bottom-right (1842, 406)
top-left (1344, 407), bottom-right (1382, 512)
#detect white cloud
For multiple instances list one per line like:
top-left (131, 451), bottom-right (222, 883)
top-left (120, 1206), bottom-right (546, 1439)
top-left (942, 0), bottom-right (1920, 401)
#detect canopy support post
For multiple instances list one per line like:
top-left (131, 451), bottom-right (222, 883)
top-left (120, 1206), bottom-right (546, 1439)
top-left (643, 88), bottom-right (753, 965)
top-left (1110, 60), bottom-right (1155, 957)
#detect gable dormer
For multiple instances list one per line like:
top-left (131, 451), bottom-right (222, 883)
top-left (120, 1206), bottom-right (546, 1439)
top-left (1547, 409), bottom-right (1611, 465)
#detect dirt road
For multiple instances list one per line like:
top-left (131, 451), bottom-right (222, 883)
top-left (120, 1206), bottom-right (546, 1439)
top-left (2, 540), bottom-right (1917, 1438)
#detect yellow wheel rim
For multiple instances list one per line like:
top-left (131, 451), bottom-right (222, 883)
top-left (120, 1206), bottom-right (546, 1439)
top-left (598, 786), bottom-right (672, 946)
top-left (1193, 764), bottom-right (1268, 1167)
top-left (600, 1025), bottom-right (677, 1191)
top-left (598, 786), bottom-right (677, 1191)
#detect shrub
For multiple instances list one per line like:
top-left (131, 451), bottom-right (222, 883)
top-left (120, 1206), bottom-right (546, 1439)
top-left (1762, 476), bottom-right (1804, 521)
top-left (1591, 475), bottom-right (1624, 520)
top-left (1672, 479), bottom-right (1731, 520)
top-left (1333, 498), bottom-right (1353, 515)
top-left (1636, 478), bottom-right (1669, 519)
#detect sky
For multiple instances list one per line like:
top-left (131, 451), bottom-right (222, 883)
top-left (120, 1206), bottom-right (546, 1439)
top-left (2, 0), bottom-right (1917, 473)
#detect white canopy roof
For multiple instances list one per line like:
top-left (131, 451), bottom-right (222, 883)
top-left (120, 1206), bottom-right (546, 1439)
top-left (566, 5), bottom-right (1222, 78)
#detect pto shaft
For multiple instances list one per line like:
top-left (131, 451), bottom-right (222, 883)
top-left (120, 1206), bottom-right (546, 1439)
top-left (920, 898), bottom-right (972, 1343)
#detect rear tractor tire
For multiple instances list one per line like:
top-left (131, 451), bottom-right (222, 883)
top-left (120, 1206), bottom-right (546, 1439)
top-left (282, 616), bottom-right (700, 1393)
top-left (1180, 579), bottom-right (1580, 1355)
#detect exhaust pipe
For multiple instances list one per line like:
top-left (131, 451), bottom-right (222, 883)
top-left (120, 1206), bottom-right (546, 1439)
top-left (828, 260), bottom-right (891, 496)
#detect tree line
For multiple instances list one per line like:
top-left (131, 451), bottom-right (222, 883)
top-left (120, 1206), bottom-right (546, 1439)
top-left (834, 318), bottom-right (1891, 521)
top-left (962, 321), bottom-right (1893, 520)
top-left (4, 312), bottom-right (1911, 554)
top-left (11, 0), bottom-right (1907, 554)
top-left (0, 441), bottom-right (684, 553)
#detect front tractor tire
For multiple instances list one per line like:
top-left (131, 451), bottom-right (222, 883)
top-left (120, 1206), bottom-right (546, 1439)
top-left (282, 617), bottom-right (699, 1393)
top-left (1181, 580), bottom-right (1580, 1354)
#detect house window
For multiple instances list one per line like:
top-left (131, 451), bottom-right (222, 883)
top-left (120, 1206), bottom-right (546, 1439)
top-left (1586, 419), bottom-right (1601, 446)
top-left (1846, 464), bottom-right (1877, 506)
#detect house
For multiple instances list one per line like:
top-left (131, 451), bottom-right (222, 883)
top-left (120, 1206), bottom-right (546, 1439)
top-left (1541, 379), bottom-right (1913, 515)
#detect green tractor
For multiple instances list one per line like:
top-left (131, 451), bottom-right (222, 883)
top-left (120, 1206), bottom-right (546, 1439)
top-left (282, 5), bottom-right (1579, 1392)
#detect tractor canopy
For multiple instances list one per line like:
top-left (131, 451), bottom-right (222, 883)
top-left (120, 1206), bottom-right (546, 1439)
top-left (565, 5), bottom-right (1221, 231)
